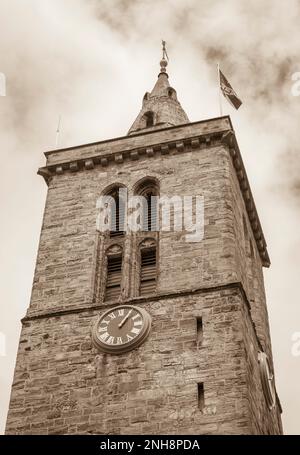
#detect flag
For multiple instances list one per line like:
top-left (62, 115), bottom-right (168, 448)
top-left (219, 69), bottom-right (242, 110)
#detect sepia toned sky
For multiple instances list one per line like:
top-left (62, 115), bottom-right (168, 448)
top-left (0, 0), bottom-right (300, 434)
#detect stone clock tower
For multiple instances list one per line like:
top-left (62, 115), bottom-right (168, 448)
top-left (6, 52), bottom-right (283, 435)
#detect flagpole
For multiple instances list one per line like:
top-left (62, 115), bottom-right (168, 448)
top-left (55, 115), bottom-right (61, 148)
top-left (217, 63), bottom-right (223, 116)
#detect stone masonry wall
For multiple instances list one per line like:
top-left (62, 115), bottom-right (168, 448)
top-left (227, 151), bottom-right (275, 367)
top-left (239, 298), bottom-right (283, 434)
top-left (27, 141), bottom-right (237, 317)
top-left (6, 286), bottom-right (277, 435)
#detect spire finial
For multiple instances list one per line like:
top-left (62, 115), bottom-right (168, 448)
top-left (160, 40), bottom-right (169, 73)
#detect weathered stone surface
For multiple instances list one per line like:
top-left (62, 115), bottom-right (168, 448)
top-left (5, 289), bottom-right (281, 435)
top-left (128, 65), bottom-right (189, 135)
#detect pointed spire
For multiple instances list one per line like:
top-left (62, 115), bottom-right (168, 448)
top-left (128, 41), bottom-right (189, 135)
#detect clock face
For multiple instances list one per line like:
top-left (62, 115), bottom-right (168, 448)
top-left (258, 351), bottom-right (276, 409)
top-left (92, 305), bottom-right (151, 354)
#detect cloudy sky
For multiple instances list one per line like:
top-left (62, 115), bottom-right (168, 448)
top-left (0, 0), bottom-right (300, 435)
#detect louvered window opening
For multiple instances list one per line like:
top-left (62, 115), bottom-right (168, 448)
top-left (105, 255), bottom-right (122, 301)
top-left (140, 248), bottom-right (157, 295)
top-left (142, 193), bottom-right (158, 231)
top-left (110, 193), bottom-right (125, 237)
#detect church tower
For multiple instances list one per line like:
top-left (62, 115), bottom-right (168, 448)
top-left (6, 48), bottom-right (283, 435)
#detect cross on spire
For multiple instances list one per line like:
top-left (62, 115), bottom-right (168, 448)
top-left (162, 40), bottom-right (169, 61)
top-left (160, 40), bottom-right (169, 73)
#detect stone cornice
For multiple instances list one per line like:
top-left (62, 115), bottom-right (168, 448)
top-left (37, 118), bottom-right (270, 267)
top-left (38, 129), bottom-right (226, 181)
top-left (44, 116), bottom-right (233, 157)
top-left (22, 281), bottom-right (249, 322)
top-left (221, 130), bottom-right (270, 267)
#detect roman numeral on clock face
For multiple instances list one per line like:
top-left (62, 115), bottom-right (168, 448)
top-left (100, 332), bottom-right (109, 342)
top-left (118, 309), bottom-right (125, 316)
top-left (106, 336), bottom-right (115, 345)
top-left (98, 325), bottom-right (108, 332)
top-left (134, 319), bottom-right (143, 326)
top-left (131, 327), bottom-right (141, 335)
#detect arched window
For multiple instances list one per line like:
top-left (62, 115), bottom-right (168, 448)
top-left (139, 239), bottom-right (157, 296)
top-left (105, 186), bottom-right (126, 237)
top-left (168, 88), bottom-right (175, 98)
top-left (105, 246), bottom-right (123, 301)
top-left (144, 111), bottom-right (154, 128)
top-left (142, 189), bottom-right (158, 231)
top-left (135, 178), bottom-right (159, 232)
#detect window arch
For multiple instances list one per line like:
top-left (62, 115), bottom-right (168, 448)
top-left (105, 245), bottom-right (123, 301)
top-left (143, 111), bottom-right (154, 128)
top-left (102, 184), bottom-right (126, 237)
top-left (139, 239), bottom-right (157, 296)
top-left (134, 178), bottom-right (159, 232)
top-left (167, 87), bottom-right (177, 99)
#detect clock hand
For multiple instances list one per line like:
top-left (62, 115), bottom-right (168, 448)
top-left (118, 309), bottom-right (133, 328)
